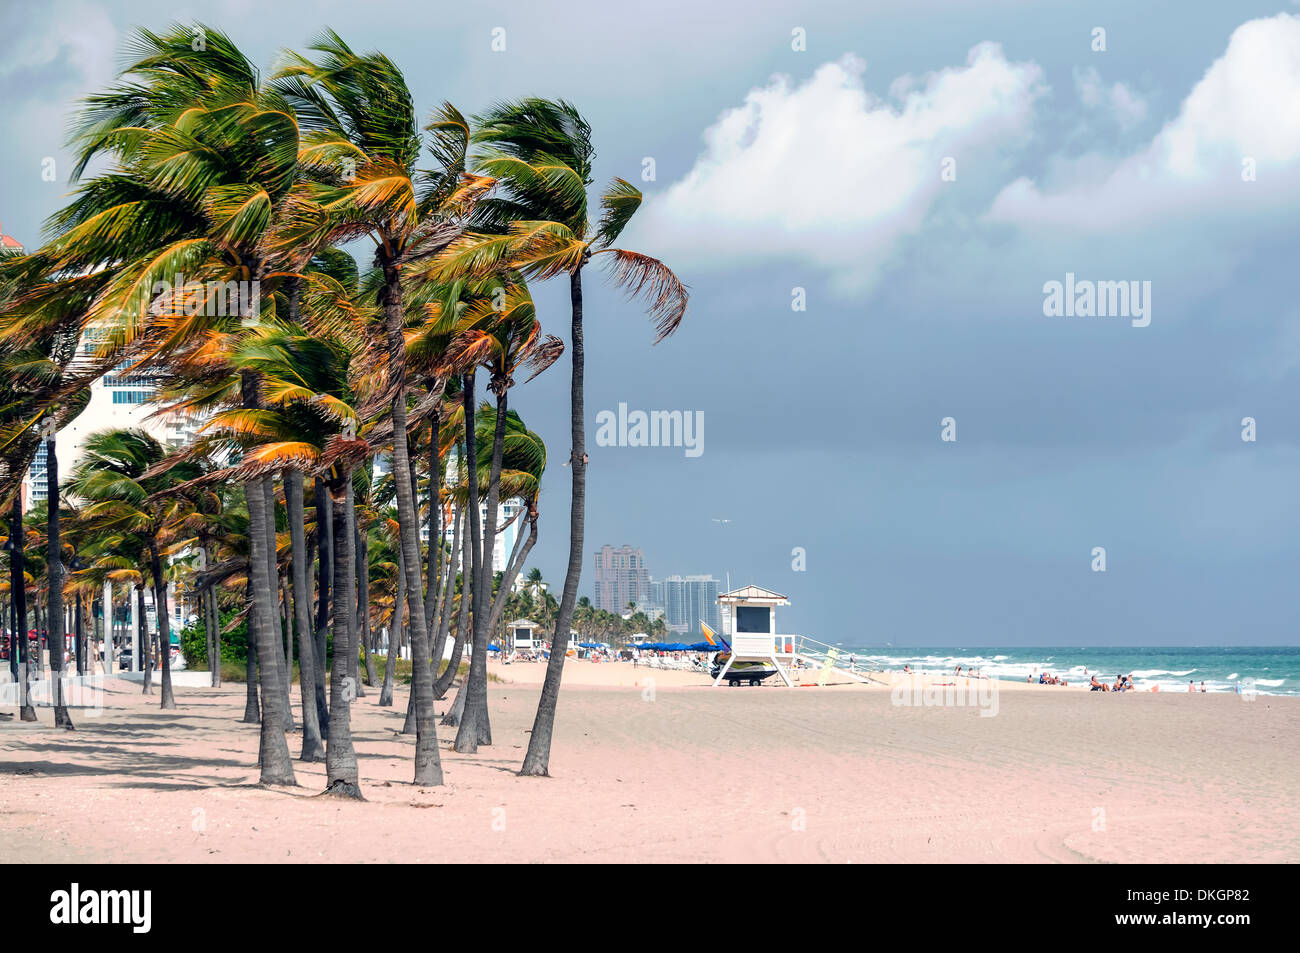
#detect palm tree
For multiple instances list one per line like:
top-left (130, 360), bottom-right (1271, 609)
top-left (183, 274), bottom-right (375, 771)
top-left (36, 23), bottom-right (303, 784)
top-left (68, 428), bottom-right (204, 709)
top-left (273, 38), bottom-right (493, 786)
top-left (448, 280), bottom-right (560, 753)
top-left (441, 400), bottom-right (547, 738)
top-left (438, 98), bottom-right (688, 774)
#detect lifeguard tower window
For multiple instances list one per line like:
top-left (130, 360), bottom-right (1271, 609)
top-left (735, 606), bottom-right (770, 634)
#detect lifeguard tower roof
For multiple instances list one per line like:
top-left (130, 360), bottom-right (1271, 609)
top-left (718, 585), bottom-right (789, 606)
top-left (507, 619), bottom-right (540, 630)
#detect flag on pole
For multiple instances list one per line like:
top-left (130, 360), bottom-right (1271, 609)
top-left (700, 621), bottom-right (728, 649)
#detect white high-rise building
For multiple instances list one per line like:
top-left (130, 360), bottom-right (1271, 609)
top-left (23, 330), bottom-right (204, 509)
top-left (653, 574), bottom-right (722, 637)
top-left (438, 449), bottom-right (523, 576)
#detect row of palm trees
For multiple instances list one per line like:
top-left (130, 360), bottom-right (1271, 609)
top-left (0, 23), bottom-right (687, 790)
top-left (497, 580), bottom-right (672, 645)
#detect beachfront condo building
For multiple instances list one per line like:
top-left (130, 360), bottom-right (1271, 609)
top-left (592, 544), bottom-right (649, 613)
top-left (19, 325), bottom-right (207, 639)
top-left (22, 328), bottom-right (204, 511)
top-left (436, 448), bottom-right (522, 576)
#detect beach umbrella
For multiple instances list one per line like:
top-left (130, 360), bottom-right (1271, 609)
top-left (488, 644), bottom-right (501, 652)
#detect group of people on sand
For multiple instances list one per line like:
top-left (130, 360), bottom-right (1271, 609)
top-left (1089, 673), bottom-right (1135, 692)
top-left (1031, 672), bottom-right (1069, 686)
top-left (953, 665), bottom-right (986, 679)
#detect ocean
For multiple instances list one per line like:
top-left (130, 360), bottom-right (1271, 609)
top-left (823, 645), bottom-right (1300, 695)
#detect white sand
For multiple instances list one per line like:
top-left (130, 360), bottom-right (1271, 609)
top-left (1, 661), bottom-right (1295, 863)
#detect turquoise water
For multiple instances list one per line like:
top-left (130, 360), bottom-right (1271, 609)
top-left (824, 645), bottom-right (1300, 695)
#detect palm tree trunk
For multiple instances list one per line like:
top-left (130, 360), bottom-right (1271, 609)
top-left (456, 374), bottom-right (505, 752)
top-left (429, 504), bottom-right (461, 677)
top-left (137, 585), bottom-right (152, 695)
top-left (521, 269), bottom-right (586, 775)
top-left (423, 407), bottom-right (441, 631)
top-left (286, 469), bottom-right (325, 761)
top-left (241, 585), bottom-right (259, 723)
top-left (11, 496), bottom-right (35, 721)
top-left (149, 541), bottom-right (176, 710)
top-left (282, 574), bottom-right (294, 693)
top-left (312, 477), bottom-right (331, 736)
top-left (324, 476), bottom-right (361, 797)
top-left (262, 479), bottom-right (292, 730)
top-left (73, 594), bottom-right (84, 677)
top-left (44, 434), bottom-right (73, 729)
top-left (245, 473), bottom-right (295, 785)
top-left (209, 585), bottom-right (222, 688)
top-left (379, 543), bottom-right (404, 707)
top-left (201, 560), bottom-right (216, 685)
top-left (449, 381), bottom-right (482, 743)
top-left (486, 510), bottom-right (538, 634)
top-left (355, 518), bottom-right (373, 693)
top-left (437, 527), bottom-right (473, 710)
top-left (383, 261), bottom-right (443, 785)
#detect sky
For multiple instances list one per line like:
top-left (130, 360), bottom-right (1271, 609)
top-left (3, 0), bottom-right (1299, 646)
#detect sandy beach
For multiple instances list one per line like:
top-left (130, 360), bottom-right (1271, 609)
top-left (2, 662), bottom-right (1297, 863)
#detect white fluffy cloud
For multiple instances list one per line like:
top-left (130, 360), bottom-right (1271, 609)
top-left (638, 13), bottom-right (1300, 288)
top-left (633, 43), bottom-right (1044, 290)
top-left (990, 13), bottom-right (1300, 229)
top-left (1073, 66), bottom-right (1147, 129)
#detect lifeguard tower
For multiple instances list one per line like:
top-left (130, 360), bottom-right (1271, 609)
top-left (507, 619), bottom-right (541, 651)
top-left (712, 585), bottom-right (797, 687)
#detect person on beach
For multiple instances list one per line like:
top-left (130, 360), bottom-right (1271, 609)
top-left (1189, 680), bottom-right (1195, 693)
top-left (903, 664), bottom-right (911, 675)
top-left (1200, 681), bottom-right (1207, 693)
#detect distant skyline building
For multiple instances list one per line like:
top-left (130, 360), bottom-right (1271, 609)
top-left (655, 574), bottom-right (722, 637)
top-left (592, 544), bottom-right (648, 613)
